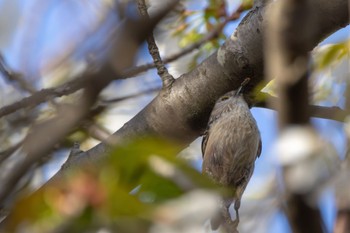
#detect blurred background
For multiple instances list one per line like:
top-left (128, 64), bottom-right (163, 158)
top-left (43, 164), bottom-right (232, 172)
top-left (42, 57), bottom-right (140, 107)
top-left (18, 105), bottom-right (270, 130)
top-left (0, 0), bottom-right (349, 232)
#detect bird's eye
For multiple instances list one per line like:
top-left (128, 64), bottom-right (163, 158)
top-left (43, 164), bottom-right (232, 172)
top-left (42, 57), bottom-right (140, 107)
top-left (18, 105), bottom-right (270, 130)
top-left (220, 96), bottom-right (229, 101)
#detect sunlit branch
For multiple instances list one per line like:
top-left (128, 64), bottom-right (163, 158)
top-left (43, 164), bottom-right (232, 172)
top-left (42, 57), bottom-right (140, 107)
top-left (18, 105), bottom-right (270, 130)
top-left (137, 0), bottom-right (175, 88)
top-left (0, 8), bottom-right (238, 119)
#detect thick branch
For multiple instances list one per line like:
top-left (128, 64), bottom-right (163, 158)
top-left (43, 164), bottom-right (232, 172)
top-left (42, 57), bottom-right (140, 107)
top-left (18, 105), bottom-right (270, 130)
top-left (15, 0), bottom-right (349, 207)
top-left (0, 8), bottom-right (241, 119)
top-left (80, 0), bottom-right (349, 161)
top-left (1, 1), bottom-right (345, 227)
top-left (0, 22), bottom-right (222, 119)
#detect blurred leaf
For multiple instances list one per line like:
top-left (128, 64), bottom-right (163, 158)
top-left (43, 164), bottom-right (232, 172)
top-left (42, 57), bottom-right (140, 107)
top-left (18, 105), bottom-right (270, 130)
top-left (204, 8), bottom-right (216, 21)
top-left (67, 130), bottom-right (89, 143)
top-left (204, 0), bottom-right (226, 24)
top-left (179, 29), bottom-right (203, 47)
top-left (138, 171), bottom-right (184, 202)
top-left (5, 137), bottom-right (217, 232)
top-left (314, 40), bottom-right (350, 70)
top-left (5, 188), bottom-right (60, 233)
top-left (252, 80), bottom-right (270, 102)
top-left (261, 79), bottom-right (277, 97)
top-left (173, 22), bottom-right (189, 37)
top-left (107, 137), bottom-right (216, 201)
top-left (242, 0), bottom-right (254, 10)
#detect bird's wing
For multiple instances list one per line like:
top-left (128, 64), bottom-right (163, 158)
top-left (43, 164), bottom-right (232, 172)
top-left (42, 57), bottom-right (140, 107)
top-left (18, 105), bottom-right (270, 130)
top-left (201, 130), bottom-right (208, 157)
top-left (257, 137), bottom-right (262, 158)
top-left (202, 110), bottom-right (222, 157)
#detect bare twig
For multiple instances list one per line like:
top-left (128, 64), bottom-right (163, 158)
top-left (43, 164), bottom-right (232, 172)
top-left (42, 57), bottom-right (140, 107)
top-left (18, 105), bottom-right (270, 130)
top-left (101, 86), bottom-right (160, 103)
top-left (123, 7), bottom-right (242, 79)
top-left (137, 0), bottom-right (175, 88)
top-left (0, 75), bottom-right (86, 118)
top-left (0, 7), bottom-right (235, 119)
top-left (0, 0), bottom-right (344, 218)
top-left (0, 1), bottom-right (177, 213)
top-left (82, 120), bottom-right (111, 142)
top-left (255, 94), bottom-right (349, 122)
top-left (0, 54), bottom-right (36, 93)
top-left (0, 82), bottom-right (99, 206)
top-left (0, 141), bottom-right (23, 164)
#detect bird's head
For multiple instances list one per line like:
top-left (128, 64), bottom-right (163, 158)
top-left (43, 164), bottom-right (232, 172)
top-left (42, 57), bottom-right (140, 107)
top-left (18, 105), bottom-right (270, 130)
top-left (216, 78), bottom-right (250, 103)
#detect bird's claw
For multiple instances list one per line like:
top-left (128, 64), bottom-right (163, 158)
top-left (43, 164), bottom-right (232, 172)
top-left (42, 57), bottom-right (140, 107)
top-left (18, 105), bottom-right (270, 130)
top-left (221, 208), bottom-right (239, 233)
top-left (222, 219), bottom-right (239, 233)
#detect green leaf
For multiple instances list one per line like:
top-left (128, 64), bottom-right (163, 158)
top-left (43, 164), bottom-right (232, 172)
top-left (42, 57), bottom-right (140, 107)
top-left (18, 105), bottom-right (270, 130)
top-left (242, 0), bottom-right (254, 10)
top-left (5, 137), bottom-right (217, 232)
top-left (179, 29), bottom-right (203, 47)
top-left (314, 40), bottom-right (350, 70)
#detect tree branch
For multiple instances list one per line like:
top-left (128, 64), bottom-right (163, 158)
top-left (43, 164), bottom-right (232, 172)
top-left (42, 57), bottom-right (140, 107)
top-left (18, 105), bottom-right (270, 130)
top-left (101, 86), bottom-right (161, 103)
top-left (0, 0), bottom-right (178, 216)
top-left (0, 5), bottom-right (241, 119)
top-left (265, 0), bottom-right (334, 231)
top-left (4, 0), bottom-right (348, 220)
top-left (0, 54), bottom-right (36, 94)
top-left (255, 95), bottom-right (349, 122)
top-left (137, 0), bottom-right (175, 88)
top-left (80, 0), bottom-right (349, 161)
top-left (0, 19), bottom-right (223, 119)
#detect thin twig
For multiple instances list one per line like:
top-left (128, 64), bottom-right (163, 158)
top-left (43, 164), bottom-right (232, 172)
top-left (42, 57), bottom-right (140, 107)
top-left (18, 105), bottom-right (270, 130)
top-left (0, 5), bottom-right (243, 119)
top-left (0, 54), bottom-right (59, 111)
top-left (0, 141), bottom-right (23, 164)
top-left (0, 75), bottom-right (86, 118)
top-left (0, 54), bottom-right (36, 93)
top-left (137, 0), bottom-right (175, 88)
top-left (0, 1), bottom-right (177, 211)
top-left (82, 120), bottom-right (111, 142)
top-left (123, 8), bottom-right (241, 79)
top-left (255, 95), bottom-right (349, 122)
top-left (101, 86), bottom-right (160, 103)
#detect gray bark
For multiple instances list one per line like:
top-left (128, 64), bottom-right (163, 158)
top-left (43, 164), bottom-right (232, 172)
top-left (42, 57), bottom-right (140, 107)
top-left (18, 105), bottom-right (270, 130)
top-left (76, 0), bottom-right (349, 164)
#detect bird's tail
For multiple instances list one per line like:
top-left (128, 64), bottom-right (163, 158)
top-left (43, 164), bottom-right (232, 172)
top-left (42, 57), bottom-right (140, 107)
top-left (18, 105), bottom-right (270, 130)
top-left (210, 197), bottom-right (238, 232)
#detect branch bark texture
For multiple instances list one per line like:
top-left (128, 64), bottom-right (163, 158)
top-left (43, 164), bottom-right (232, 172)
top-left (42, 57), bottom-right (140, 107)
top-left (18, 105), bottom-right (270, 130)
top-left (2, 0), bottom-right (348, 228)
top-left (82, 0), bottom-right (349, 161)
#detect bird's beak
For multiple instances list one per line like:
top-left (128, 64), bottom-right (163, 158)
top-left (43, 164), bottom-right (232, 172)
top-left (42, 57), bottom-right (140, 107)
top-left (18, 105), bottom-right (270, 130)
top-left (235, 78), bottom-right (250, 96)
top-left (235, 86), bottom-right (243, 96)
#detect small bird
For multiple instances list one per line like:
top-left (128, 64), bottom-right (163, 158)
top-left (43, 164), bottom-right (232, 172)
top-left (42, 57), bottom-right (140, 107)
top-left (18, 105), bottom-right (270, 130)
top-left (202, 79), bottom-right (261, 232)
